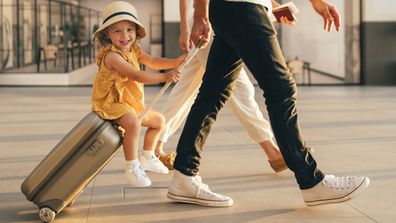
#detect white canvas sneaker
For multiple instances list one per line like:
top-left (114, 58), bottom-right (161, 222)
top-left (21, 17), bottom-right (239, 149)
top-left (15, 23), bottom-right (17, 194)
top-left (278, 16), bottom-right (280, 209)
top-left (301, 175), bottom-right (370, 206)
top-left (125, 165), bottom-right (151, 187)
top-left (140, 154), bottom-right (169, 174)
top-left (167, 171), bottom-right (233, 207)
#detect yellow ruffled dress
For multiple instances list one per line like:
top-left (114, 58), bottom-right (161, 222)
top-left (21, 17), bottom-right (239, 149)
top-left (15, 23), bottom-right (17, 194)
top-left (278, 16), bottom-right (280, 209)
top-left (92, 45), bottom-right (145, 120)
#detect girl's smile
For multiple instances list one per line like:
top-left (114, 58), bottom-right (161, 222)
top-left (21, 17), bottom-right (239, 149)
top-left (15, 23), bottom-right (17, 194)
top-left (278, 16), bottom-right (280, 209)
top-left (106, 20), bottom-right (137, 51)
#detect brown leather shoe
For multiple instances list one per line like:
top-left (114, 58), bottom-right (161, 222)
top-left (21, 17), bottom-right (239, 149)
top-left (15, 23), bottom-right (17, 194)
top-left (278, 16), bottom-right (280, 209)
top-left (158, 152), bottom-right (175, 170)
top-left (268, 157), bottom-right (287, 173)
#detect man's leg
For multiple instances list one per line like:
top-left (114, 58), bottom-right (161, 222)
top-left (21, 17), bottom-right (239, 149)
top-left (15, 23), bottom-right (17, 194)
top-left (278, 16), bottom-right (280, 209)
top-left (168, 34), bottom-right (242, 207)
top-left (209, 0), bottom-right (369, 206)
top-left (174, 34), bottom-right (243, 175)
top-left (210, 0), bottom-right (323, 189)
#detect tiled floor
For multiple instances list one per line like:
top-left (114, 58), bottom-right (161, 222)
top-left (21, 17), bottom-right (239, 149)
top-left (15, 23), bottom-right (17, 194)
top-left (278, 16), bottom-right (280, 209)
top-left (0, 86), bottom-right (395, 223)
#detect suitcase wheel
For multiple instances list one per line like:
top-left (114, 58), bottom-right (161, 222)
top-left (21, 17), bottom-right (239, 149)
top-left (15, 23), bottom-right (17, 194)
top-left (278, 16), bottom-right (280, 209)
top-left (39, 207), bottom-right (56, 222)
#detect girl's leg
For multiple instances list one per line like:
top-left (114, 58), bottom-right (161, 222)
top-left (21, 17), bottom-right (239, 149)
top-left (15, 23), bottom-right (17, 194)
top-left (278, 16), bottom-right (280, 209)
top-left (141, 110), bottom-right (169, 174)
top-left (142, 109), bottom-right (165, 151)
top-left (115, 113), bottom-right (151, 187)
top-left (115, 113), bottom-right (141, 161)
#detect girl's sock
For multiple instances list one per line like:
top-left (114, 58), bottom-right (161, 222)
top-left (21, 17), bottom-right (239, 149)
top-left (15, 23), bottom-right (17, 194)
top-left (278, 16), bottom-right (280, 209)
top-left (125, 159), bottom-right (140, 169)
top-left (142, 150), bottom-right (155, 159)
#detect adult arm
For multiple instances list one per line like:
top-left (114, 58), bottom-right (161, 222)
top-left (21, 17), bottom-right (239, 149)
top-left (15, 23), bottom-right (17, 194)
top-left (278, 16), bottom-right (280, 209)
top-left (272, 0), bottom-right (296, 25)
top-left (190, 0), bottom-right (211, 48)
top-left (179, 0), bottom-right (193, 53)
top-left (310, 0), bottom-right (341, 32)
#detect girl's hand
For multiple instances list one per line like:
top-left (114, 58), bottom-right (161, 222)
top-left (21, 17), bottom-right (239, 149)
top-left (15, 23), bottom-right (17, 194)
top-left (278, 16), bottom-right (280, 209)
top-left (165, 69), bottom-right (181, 83)
top-left (176, 53), bottom-right (187, 67)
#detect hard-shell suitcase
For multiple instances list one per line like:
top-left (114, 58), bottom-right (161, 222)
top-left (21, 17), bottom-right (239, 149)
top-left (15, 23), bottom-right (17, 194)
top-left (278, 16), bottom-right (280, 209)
top-left (21, 112), bottom-right (123, 222)
top-left (21, 40), bottom-right (203, 222)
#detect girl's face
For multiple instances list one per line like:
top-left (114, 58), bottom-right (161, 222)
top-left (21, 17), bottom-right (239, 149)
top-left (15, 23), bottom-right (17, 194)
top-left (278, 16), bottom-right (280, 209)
top-left (106, 20), bottom-right (137, 51)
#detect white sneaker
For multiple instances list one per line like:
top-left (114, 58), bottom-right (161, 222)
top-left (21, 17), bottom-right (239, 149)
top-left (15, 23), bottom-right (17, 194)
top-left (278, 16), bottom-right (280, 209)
top-left (301, 175), bottom-right (370, 206)
top-left (140, 154), bottom-right (169, 174)
top-left (125, 165), bottom-right (151, 187)
top-left (167, 171), bottom-right (233, 207)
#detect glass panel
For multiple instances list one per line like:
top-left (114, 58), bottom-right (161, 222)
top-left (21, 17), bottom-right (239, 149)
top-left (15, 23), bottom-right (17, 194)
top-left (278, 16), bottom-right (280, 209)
top-left (0, 0), bottom-right (100, 74)
top-left (280, 0), bottom-right (344, 84)
top-left (49, 1), bottom-right (62, 45)
top-left (22, 0), bottom-right (34, 65)
top-left (90, 10), bottom-right (100, 61)
top-left (1, 0), bottom-right (14, 70)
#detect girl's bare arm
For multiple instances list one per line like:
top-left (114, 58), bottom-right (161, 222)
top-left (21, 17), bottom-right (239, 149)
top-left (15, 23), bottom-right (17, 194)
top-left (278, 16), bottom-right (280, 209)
top-left (105, 52), bottom-right (180, 84)
top-left (140, 50), bottom-right (185, 70)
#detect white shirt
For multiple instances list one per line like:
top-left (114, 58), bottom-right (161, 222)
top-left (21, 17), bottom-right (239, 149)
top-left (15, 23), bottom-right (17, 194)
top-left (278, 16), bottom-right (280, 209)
top-left (225, 0), bottom-right (272, 16)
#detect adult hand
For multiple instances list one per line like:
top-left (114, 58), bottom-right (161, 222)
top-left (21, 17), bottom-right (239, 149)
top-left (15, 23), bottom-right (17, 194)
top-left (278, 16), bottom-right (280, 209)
top-left (272, 1), bottom-right (295, 25)
top-left (179, 28), bottom-right (193, 53)
top-left (310, 0), bottom-right (341, 32)
top-left (190, 20), bottom-right (212, 48)
top-left (190, 0), bottom-right (212, 48)
top-left (280, 16), bottom-right (296, 25)
top-left (179, 0), bottom-right (192, 53)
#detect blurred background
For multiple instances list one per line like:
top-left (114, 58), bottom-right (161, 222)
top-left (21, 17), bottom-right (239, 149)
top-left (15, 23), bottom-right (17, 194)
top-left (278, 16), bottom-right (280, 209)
top-left (0, 0), bottom-right (395, 86)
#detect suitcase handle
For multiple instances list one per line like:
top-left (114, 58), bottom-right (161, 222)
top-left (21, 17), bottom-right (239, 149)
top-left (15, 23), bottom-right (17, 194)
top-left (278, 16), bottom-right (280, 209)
top-left (87, 139), bottom-right (105, 156)
top-left (138, 39), bottom-right (205, 120)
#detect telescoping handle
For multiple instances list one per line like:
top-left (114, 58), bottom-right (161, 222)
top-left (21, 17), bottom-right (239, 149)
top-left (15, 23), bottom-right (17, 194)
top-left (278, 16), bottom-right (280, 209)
top-left (138, 39), bottom-right (205, 120)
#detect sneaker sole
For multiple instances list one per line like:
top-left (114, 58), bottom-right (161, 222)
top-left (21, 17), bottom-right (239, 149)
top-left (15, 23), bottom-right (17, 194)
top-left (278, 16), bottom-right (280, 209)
top-left (141, 162), bottom-right (170, 174)
top-left (125, 179), bottom-right (152, 187)
top-left (125, 174), bottom-right (152, 187)
top-left (305, 176), bottom-right (370, 206)
top-left (167, 192), bottom-right (233, 207)
top-left (143, 167), bottom-right (169, 174)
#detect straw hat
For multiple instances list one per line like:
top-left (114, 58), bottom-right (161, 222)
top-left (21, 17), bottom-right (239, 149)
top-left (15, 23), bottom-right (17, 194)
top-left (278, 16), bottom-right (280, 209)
top-left (94, 1), bottom-right (146, 39)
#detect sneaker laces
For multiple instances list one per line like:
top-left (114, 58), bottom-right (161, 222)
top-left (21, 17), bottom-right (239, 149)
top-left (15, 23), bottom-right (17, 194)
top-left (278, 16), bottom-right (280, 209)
top-left (194, 175), bottom-right (209, 189)
top-left (129, 166), bottom-right (148, 179)
top-left (191, 176), bottom-right (217, 197)
top-left (322, 175), bottom-right (354, 190)
top-left (148, 154), bottom-right (166, 164)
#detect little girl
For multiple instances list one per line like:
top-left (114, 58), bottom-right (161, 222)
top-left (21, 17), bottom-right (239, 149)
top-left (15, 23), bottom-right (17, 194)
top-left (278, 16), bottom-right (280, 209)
top-left (92, 1), bottom-right (183, 187)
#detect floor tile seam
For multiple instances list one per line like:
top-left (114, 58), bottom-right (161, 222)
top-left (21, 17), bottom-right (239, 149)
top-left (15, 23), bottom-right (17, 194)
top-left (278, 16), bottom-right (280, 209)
top-left (307, 136), bottom-right (396, 145)
top-left (347, 203), bottom-right (380, 223)
top-left (203, 135), bottom-right (396, 150)
top-left (85, 179), bottom-right (96, 223)
top-left (221, 120), bottom-right (396, 130)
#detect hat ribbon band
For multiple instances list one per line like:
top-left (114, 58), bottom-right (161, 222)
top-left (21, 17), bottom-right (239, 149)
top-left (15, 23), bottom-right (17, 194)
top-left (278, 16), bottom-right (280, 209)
top-left (102, 11), bottom-right (137, 24)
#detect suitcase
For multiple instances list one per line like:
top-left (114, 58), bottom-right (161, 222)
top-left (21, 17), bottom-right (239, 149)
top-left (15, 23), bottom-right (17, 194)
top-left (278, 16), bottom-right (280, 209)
top-left (21, 112), bottom-right (123, 222)
top-left (21, 40), bottom-right (203, 222)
